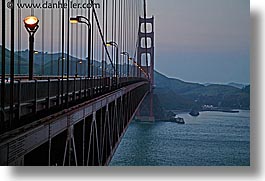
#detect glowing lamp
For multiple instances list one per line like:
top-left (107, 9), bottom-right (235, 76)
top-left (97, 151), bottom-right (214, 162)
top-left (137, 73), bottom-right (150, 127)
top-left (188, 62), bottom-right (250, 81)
top-left (24, 16), bottom-right (39, 31)
top-left (70, 17), bottom-right (79, 24)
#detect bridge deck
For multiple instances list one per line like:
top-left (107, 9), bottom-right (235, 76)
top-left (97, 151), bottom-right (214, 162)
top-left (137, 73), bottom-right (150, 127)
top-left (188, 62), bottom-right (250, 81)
top-left (0, 77), bottom-right (146, 133)
top-left (0, 80), bottom-right (150, 166)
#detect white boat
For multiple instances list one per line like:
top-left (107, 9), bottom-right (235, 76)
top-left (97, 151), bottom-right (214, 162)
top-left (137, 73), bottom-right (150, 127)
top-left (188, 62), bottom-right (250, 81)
top-left (170, 117), bottom-right (185, 124)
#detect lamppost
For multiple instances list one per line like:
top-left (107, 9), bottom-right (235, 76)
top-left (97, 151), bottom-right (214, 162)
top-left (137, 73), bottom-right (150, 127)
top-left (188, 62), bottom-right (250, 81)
top-left (76, 60), bottom-right (83, 77)
top-left (70, 16), bottom-right (91, 78)
top-left (106, 41), bottom-right (119, 78)
top-left (57, 57), bottom-right (65, 76)
top-left (121, 52), bottom-right (130, 78)
top-left (23, 16), bottom-right (39, 80)
top-left (129, 57), bottom-right (135, 77)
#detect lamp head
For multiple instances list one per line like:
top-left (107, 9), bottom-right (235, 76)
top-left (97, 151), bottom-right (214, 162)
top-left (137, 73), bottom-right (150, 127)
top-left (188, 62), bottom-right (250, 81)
top-left (70, 16), bottom-right (85, 24)
top-left (24, 16), bottom-right (39, 31)
top-left (106, 41), bottom-right (117, 47)
top-left (121, 52), bottom-right (129, 56)
top-left (70, 17), bottom-right (79, 24)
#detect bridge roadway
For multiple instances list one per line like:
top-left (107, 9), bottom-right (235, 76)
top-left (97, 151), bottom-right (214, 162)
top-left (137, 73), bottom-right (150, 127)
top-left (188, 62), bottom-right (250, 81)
top-left (0, 77), bottom-right (150, 166)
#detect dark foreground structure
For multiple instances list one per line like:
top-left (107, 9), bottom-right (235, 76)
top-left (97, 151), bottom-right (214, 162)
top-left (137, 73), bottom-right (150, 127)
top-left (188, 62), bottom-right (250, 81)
top-left (0, 78), bottom-right (149, 166)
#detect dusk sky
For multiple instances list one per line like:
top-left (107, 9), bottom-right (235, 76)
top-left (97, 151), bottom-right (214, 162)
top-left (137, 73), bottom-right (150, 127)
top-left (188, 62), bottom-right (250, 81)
top-left (0, 0), bottom-right (249, 84)
top-left (148, 0), bottom-right (250, 84)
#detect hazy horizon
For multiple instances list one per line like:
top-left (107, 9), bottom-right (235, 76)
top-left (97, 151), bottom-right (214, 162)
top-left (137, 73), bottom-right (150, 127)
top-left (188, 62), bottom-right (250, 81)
top-left (148, 0), bottom-right (250, 84)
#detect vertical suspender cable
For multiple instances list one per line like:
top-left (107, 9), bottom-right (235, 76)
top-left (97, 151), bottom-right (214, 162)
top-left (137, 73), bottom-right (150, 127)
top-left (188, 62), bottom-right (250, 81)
top-left (51, 0), bottom-right (54, 75)
top-left (111, 0), bottom-right (113, 76)
top-left (122, 0), bottom-right (125, 76)
top-left (61, 0), bottom-right (65, 106)
top-left (125, 0), bottom-right (128, 75)
top-left (143, 0), bottom-right (149, 79)
top-left (31, 0), bottom-right (34, 15)
top-left (118, 0), bottom-right (121, 76)
top-left (42, 0), bottom-right (45, 75)
top-left (18, 0), bottom-right (21, 75)
top-left (91, 4), bottom-right (94, 78)
top-left (88, 0), bottom-right (91, 78)
top-left (75, 0), bottom-right (79, 75)
top-left (104, 0), bottom-right (108, 76)
top-left (66, 0), bottom-right (70, 106)
top-left (58, 2), bottom-right (61, 76)
top-left (114, 0), bottom-right (117, 76)
top-left (101, 0), bottom-right (105, 77)
top-left (120, 0), bottom-right (123, 76)
top-left (10, 0), bottom-right (15, 126)
top-left (79, 0), bottom-right (84, 76)
top-left (71, 3), bottom-right (74, 75)
top-left (1, 0), bottom-right (6, 127)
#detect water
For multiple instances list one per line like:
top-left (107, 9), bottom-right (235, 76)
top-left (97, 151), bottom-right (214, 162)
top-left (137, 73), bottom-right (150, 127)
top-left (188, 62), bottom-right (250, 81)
top-left (110, 110), bottom-right (250, 166)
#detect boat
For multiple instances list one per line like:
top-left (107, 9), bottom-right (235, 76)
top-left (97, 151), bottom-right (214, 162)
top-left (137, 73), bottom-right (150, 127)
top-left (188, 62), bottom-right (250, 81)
top-left (170, 117), bottom-right (185, 124)
top-left (189, 109), bottom-right (200, 117)
top-left (175, 117), bottom-right (185, 124)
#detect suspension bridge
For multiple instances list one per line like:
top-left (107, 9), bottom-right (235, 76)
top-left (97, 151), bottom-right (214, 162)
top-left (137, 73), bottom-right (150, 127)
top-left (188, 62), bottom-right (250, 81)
top-left (0, 0), bottom-right (154, 166)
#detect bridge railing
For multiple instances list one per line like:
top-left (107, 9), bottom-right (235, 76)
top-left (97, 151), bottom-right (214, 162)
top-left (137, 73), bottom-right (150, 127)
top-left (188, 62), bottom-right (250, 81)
top-left (0, 77), bottom-right (148, 133)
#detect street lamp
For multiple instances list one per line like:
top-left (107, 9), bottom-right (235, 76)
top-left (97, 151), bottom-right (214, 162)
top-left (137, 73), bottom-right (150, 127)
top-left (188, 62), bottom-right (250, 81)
top-left (23, 16), bottom-right (39, 80)
top-left (57, 57), bottom-right (65, 76)
top-left (70, 16), bottom-right (91, 78)
top-left (106, 41), bottom-right (119, 78)
top-left (121, 52), bottom-right (131, 78)
top-left (76, 60), bottom-right (83, 77)
top-left (129, 57), bottom-right (135, 77)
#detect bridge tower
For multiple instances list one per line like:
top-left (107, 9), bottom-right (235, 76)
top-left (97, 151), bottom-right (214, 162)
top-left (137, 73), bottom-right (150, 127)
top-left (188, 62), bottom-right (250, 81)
top-left (136, 16), bottom-right (155, 122)
top-left (137, 16), bottom-right (155, 87)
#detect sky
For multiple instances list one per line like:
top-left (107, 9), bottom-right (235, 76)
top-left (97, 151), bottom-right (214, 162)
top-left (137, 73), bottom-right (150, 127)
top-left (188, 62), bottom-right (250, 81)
top-left (148, 0), bottom-right (250, 84)
top-left (0, 0), bottom-right (249, 84)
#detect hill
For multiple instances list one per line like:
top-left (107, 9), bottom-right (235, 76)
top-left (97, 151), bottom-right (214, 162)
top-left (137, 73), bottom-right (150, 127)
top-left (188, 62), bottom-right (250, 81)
top-left (0, 46), bottom-right (38, 74)
top-left (228, 82), bottom-right (247, 89)
top-left (154, 71), bottom-right (250, 110)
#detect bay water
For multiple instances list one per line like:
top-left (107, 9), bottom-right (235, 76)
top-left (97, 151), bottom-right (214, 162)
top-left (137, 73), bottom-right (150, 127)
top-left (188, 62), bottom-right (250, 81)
top-left (110, 110), bottom-right (250, 166)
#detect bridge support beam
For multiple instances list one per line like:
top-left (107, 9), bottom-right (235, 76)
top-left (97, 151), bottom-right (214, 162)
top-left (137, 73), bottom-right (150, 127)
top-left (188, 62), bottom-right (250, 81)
top-left (0, 82), bottom-right (149, 166)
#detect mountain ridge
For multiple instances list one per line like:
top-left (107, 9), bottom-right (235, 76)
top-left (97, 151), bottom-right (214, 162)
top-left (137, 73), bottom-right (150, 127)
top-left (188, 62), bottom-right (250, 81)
top-left (153, 71), bottom-right (250, 110)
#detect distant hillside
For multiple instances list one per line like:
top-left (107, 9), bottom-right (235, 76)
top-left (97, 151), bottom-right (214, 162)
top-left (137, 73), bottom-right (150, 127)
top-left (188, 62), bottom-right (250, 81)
top-left (228, 82), bottom-right (247, 89)
top-left (0, 46), bottom-right (37, 74)
top-left (203, 82), bottom-right (246, 89)
top-left (154, 71), bottom-right (250, 110)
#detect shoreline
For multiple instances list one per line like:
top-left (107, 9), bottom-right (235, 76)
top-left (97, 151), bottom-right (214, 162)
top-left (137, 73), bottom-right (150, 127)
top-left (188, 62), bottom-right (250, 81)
top-left (171, 109), bottom-right (249, 115)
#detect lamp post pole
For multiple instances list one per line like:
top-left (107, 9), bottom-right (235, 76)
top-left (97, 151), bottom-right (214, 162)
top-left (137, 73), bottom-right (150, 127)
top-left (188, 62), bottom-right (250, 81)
top-left (23, 16), bottom-right (39, 80)
top-left (70, 16), bottom-right (91, 78)
top-left (58, 58), bottom-right (60, 76)
top-left (116, 47), bottom-right (119, 78)
top-left (106, 42), bottom-right (119, 85)
top-left (57, 57), bottom-right (65, 77)
top-left (121, 52), bottom-right (130, 78)
top-left (76, 60), bottom-right (83, 77)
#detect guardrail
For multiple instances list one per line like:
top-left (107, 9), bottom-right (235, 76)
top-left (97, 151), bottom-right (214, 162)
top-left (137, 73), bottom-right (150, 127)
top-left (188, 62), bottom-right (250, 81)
top-left (0, 77), bottom-right (147, 133)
